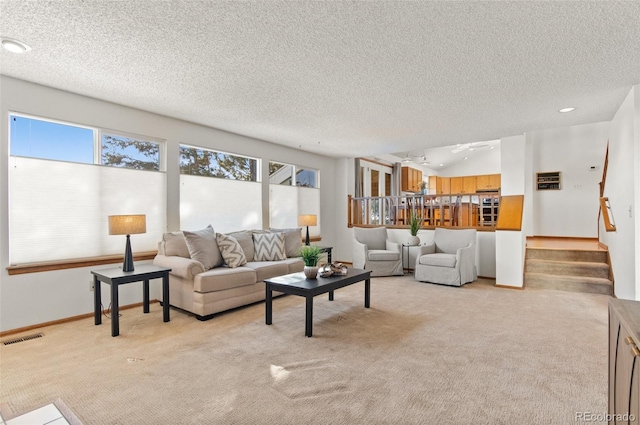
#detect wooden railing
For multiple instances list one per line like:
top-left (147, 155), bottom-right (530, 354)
top-left (348, 192), bottom-right (501, 230)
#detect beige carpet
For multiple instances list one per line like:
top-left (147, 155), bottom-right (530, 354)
top-left (0, 277), bottom-right (610, 424)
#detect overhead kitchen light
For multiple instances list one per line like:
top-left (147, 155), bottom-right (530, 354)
top-left (559, 107), bottom-right (575, 113)
top-left (402, 154), bottom-right (412, 163)
top-left (1, 37), bottom-right (31, 53)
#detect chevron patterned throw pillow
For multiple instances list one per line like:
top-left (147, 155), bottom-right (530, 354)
top-left (215, 233), bottom-right (247, 268)
top-left (253, 232), bottom-right (286, 261)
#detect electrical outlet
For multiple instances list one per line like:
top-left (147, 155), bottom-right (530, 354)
top-left (89, 280), bottom-right (95, 291)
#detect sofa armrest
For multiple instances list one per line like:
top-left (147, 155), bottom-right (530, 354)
top-left (386, 239), bottom-right (401, 253)
top-left (153, 254), bottom-right (205, 280)
top-left (352, 240), bottom-right (368, 269)
top-left (455, 243), bottom-right (476, 283)
top-left (418, 243), bottom-right (435, 256)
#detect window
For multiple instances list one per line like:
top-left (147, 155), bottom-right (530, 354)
top-left (180, 145), bottom-right (258, 181)
top-left (8, 113), bottom-right (166, 264)
top-left (179, 145), bottom-right (261, 232)
top-left (268, 162), bottom-right (319, 188)
top-left (101, 133), bottom-right (160, 170)
top-left (268, 162), bottom-right (320, 237)
top-left (10, 115), bottom-right (94, 163)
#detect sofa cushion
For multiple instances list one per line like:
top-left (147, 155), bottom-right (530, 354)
top-left (279, 257), bottom-right (305, 274)
top-left (226, 230), bottom-right (254, 262)
top-left (244, 261), bottom-right (289, 282)
top-left (418, 253), bottom-right (457, 268)
top-left (270, 227), bottom-right (303, 258)
top-left (183, 225), bottom-right (223, 270)
top-left (253, 232), bottom-right (287, 261)
top-left (216, 233), bottom-right (247, 268)
top-left (368, 249), bottom-right (400, 261)
top-left (162, 231), bottom-right (190, 258)
top-left (194, 266), bottom-right (257, 293)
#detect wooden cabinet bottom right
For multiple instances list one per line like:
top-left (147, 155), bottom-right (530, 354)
top-left (609, 299), bottom-right (640, 424)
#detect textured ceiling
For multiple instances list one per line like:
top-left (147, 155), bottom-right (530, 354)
top-left (1, 1), bottom-right (639, 158)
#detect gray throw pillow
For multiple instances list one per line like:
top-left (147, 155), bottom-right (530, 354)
top-left (253, 232), bottom-right (286, 261)
top-left (270, 227), bottom-right (303, 258)
top-left (226, 230), bottom-right (254, 262)
top-left (182, 225), bottom-right (223, 270)
top-left (216, 233), bottom-right (247, 268)
top-left (162, 231), bottom-right (190, 258)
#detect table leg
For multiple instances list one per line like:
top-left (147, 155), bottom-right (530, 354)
top-left (111, 283), bottom-right (119, 337)
top-left (143, 279), bottom-right (150, 313)
top-left (305, 296), bottom-right (313, 337)
top-left (162, 273), bottom-right (170, 322)
top-left (265, 284), bottom-right (272, 325)
top-left (364, 278), bottom-right (370, 308)
top-left (94, 276), bottom-right (101, 325)
top-left (328, 291), bottom-right (334, 301)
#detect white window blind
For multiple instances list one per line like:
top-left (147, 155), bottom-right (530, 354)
top-left (9, 157), bottom-right (166, 264)
top-left (269, 185), bottom-right (321, 237)
top-left (180, 175), bottom-right (262, 233)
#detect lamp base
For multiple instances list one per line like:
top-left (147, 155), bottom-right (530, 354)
top-left (122, 234), bottom-right (135, 272)
top-left (305, 226), bottom-right (310, 246)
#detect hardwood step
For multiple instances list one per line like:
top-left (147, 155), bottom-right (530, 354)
top-left (525, 259), bottom-right (610, 279)
top-left (525, 248), bottom-right (607, 263)
top-left (524, 272), bottom-right (613, 295)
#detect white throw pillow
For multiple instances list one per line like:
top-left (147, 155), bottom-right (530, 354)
top-left (253, 232), bottom-right (286, 261)
top-left (216, 233), bottom-right (247, 268)
top-left (182, 225), bottom-right (223, 270)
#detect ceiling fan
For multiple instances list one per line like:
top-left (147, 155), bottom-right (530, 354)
top-left (451, 142), bottom-right (492, 154)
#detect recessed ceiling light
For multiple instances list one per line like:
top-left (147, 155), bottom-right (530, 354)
top-left (559, 107), bottom-right (575, 113)
top-left (464, 157), bottom-right (468, 160)
top-left (439, 163), bottom-right (444, 167)
top-left (1, 38), bottom-right (31, 53)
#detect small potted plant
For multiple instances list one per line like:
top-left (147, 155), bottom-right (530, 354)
top-left (419, 180), bottom-right (428, 194)
top-left (299, 245), bottom-right (322, 279)
top-left (408, 213), bottom-right (421, 246)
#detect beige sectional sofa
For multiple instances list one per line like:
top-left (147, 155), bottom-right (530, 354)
top-left (153, 226), bottom-right (304, 320)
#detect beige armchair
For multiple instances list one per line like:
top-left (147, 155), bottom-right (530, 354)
top-left (352, 226), bottom-right (403, 277)
top-left (414, 228), bottom-right (477, 286)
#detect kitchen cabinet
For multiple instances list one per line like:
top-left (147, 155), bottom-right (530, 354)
top-left (450, 177), bottom-right (463, 194)
top-left (401, 167), bottom-right (423, 192)
top-left (476, 174), bottom-right (501, 190)
top-left (463, 176), bottom-right (477, 193)
top-left (609, 299), bottom-right (640, 424)
top-left (428, 174), bottom-right (499, 195)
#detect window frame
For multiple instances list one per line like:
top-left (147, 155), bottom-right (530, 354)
top-left (179, 143), bottom-right (261, 182)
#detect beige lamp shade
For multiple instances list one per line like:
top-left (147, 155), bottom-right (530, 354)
top-left (298, 214), bottom-right (317, 227)
top-left (108, 214), bottom-right (147, 235)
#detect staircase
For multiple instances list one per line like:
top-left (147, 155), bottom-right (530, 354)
top-left (524, 244), bottom-right (613, 296)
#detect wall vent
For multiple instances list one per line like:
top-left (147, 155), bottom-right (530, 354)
top-left (2, 333), bottom-right (43, 345)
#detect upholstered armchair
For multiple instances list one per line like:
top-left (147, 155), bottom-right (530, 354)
top-left (414, 228), bottom-right (477, 286)
top-left (352, 226), bottom-right (403, 277)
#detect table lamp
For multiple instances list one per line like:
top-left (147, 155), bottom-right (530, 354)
top-left (108, 214), bottom-right (146, 272)
top-left (298, 214), bottom-right (317, 246)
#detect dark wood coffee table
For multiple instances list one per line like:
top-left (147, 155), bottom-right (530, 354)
top-left (264, 268), bottom-right (371, 337)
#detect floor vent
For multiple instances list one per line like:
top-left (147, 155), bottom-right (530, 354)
top-left (2, 333), bottom-right (44, 345)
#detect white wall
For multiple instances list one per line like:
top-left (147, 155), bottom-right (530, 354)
top-left (439, 145), bottom-right (501, 177)
top-left (0, 76), bottom-right (339, 332)
top-left (599, 85), bottom-right (639, 300)
top-left (529, 122), bottom-right (609, 237)
top-left (495, 135), bottom-right (526, 287)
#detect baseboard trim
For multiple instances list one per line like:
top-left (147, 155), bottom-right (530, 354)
top-left (478, 276), bottom-right (496, 280)
top-left (0, 300), bottom-right (159, 337)
top-left (495, 284), bottom-right (524, 290)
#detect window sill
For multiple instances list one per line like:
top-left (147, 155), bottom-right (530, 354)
top-left (6, 251), bottom-right (158, 275)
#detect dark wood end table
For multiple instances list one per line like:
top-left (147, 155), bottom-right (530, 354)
top-left (91, 264), bottom-right (171, 337)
